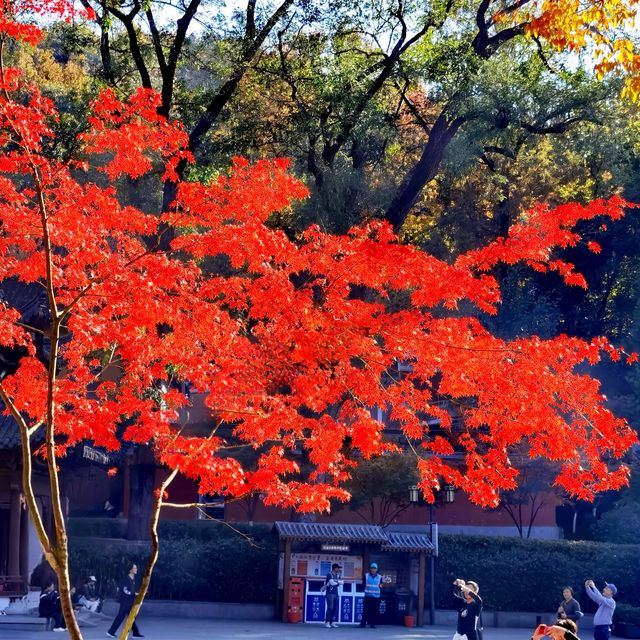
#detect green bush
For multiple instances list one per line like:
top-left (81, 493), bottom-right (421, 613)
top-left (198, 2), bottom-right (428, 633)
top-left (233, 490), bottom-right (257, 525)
top-left (68, 524), bottom-right (278, 603)
top-left (67, 517), bottom-right (127, 538)
top-left (614, 603), bottom-right (640, 626)
top-left (67, 523), bottom-right (640, 610)
top-left (435, 535), bottom-right (640, 612)
top-left (592, 502), bottom-right (640, 544)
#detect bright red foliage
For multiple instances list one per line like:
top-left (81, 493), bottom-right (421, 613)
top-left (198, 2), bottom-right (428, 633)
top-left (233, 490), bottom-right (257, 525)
top-left (0, 7), bottom-right (637, 520)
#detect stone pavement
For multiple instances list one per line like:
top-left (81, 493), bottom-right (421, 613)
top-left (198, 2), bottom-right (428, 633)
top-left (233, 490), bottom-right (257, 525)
top-left (2, 619), bottom-right (537, 640)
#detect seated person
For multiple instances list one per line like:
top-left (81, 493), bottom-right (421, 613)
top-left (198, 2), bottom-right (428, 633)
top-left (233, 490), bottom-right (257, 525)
top-left (38, 582), bottom-right (65, 631)
top-left (79, 575), bottom-right (103, 613)
top-left (70, 586), bottom-right (83, 612)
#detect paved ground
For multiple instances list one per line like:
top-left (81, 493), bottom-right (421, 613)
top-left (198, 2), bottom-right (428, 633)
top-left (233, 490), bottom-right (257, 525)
top-left (4, 619), bottom-right (538, 640)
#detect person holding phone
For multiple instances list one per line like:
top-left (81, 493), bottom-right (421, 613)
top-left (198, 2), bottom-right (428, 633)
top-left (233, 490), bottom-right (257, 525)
top-left (323, 563), bottom-right (343, 628)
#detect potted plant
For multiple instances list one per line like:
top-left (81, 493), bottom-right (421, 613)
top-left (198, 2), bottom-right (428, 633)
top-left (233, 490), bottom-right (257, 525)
top-left (613, 603), bottom-right (640, 639)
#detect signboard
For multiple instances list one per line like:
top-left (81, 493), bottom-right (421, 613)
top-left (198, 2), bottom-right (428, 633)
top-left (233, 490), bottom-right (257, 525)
top-left (321, 543), bottom-right (350, 552)
top-left (354, 595), bottom-right (364, 623)
top-left (290, 553), bottom-right (363, 581)
top-left (305, 594), bottom-right (325, 623)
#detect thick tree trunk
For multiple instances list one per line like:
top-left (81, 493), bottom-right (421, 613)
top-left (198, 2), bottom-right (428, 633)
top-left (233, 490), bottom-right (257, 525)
top-left (99, 14), bottom-right (115, 84)
top-left (126, 462), bottom-right (156, 541)
top-left (385, 112), bottom-right (465, 232)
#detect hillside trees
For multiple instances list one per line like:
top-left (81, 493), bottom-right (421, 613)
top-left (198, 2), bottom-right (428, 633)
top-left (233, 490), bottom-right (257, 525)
top-left (68, 1), bottom-right (640, 229)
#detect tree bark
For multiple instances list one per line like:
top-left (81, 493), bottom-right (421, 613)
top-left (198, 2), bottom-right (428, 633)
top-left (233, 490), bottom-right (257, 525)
top-left (125, 462), bottom-right (156, 540)
top-left (385, 111), bottom-right (465, 232)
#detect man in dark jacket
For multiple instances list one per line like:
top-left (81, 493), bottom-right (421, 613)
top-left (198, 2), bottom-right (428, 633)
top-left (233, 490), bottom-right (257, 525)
top-left (323, 563), bottom-right (343, 628)
top-left (106, 563), bottom-right (143, 638)
top-left (30, 555), bottom-right (57, 589)
top-left (38, 582), bottom-right (65, 631)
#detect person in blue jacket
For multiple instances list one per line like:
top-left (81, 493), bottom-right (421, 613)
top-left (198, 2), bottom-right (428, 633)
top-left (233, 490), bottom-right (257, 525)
top-left (359, 562), bottom-right (382, 629)
top-left (585, 579), bottom-right (616, 640)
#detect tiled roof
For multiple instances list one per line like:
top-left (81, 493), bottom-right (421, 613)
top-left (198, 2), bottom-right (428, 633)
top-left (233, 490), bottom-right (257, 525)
top-left (0, 277), bottom-right (47, 320)
top-left (274, 521), bottom-right (434, 553)
top-left (381, 531), bottom-right (434, 552)
top-left (0, 414), bottom-right (21, 449)
top-left (275, 521), bottom-right (388, 544)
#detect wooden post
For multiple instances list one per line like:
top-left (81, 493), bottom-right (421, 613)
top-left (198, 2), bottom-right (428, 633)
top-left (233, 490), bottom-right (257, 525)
top-left (417, 551), bottom-right (426, 626)
top-left (281, 538), bottom-right (292, 622)
top-left (8, 484), bottom-right (21, 576)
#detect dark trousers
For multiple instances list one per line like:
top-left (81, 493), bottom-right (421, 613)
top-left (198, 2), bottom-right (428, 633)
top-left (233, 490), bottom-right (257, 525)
top-left (40, 605), bottom-right (65, 629)
top-left (594, 625), bottom-right (611, 640)
top-left (360, 596), bottom-right (378, 627)
top-left (108, 601), bottom-right (141, 637)
top-left (325, 593), bottom-right (339, 623)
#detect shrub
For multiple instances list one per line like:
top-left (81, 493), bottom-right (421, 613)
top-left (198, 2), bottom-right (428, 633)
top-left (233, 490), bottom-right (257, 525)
top-left (435, 535), bottom-right (640, 612)
top-left (614, 603), bottom-right (640, 626)
top-left (592, 502), bottom-right (640, 544)
top-left (613, 602), bottom-right (640, 625)
top-left (67, 517), bottom-right (127, 538)
top-left (68, 523), bottom-right (640, 610)
top-left (68, 524), bottom-right (278, 603)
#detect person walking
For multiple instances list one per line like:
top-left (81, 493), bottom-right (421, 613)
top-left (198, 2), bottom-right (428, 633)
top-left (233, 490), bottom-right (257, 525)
top-left (323, 563), bottom-right (343, 628)
top-left (359, 562), bottom-right (382, 629)
top-left (558, 586), bottom-right (583, 626)
top-left (585, 579), bottom-right (616, 640)
top-left (452, 578), bottom-right (482, 640)
top-left (106, 563), bottom-right (144, 638)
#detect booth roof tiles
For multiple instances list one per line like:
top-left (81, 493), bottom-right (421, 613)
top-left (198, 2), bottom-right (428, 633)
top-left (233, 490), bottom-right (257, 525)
top-left (382, 532), bottom-right (434, 553)
top-left (0, 416), bottom-right (20, 449)
top-left (275, 521), bottom-right (388, 544)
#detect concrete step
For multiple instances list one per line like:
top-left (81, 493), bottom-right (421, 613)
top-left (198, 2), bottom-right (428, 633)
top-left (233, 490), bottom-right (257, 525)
top-left (0, 614), bottom-right (47, 631)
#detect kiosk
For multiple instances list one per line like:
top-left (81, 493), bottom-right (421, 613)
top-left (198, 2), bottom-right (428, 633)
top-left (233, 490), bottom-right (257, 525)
top-left (275, 521), bottom-right (434, 626)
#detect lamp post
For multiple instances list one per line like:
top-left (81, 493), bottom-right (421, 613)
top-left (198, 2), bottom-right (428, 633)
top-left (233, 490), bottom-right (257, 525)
top-left (409, 484), bottom-right (456, 626)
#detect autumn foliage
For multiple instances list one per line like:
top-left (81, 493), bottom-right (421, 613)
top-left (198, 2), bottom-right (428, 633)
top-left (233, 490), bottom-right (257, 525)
top-left (0, 0), bottom-right (638, 510)
top-left (0, 1), bottom-right (639, 636)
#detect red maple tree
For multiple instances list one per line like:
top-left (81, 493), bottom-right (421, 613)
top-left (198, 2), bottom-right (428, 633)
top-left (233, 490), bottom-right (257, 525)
top-left (0, 2), bottom-right (638, 638)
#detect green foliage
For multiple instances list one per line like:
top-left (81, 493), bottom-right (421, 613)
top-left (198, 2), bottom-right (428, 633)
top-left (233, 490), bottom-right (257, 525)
top-left (615, 603), bottom-right (640, 625)
top-left (67, 518), bottom-right (127, 538)
top-left (68, 520), bottom-right (278, 602)
top-left (436, 535), bottom-right (640, 612)
top-left (593, 458), bottom-right (640, 544)
top-left (344, 452), bottom-right (419, 525)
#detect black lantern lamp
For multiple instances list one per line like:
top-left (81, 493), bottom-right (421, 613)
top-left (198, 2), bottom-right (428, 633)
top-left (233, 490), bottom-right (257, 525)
top-left (408, 482), bottom-right (456, 626)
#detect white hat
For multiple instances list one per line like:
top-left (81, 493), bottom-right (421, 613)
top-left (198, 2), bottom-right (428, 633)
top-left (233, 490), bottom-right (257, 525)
top-left (89, 576), bottom-right (97, 582)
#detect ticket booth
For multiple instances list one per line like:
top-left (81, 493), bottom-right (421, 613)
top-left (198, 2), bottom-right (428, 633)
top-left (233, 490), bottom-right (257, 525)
top-left (275, 521), bottom-right (434, 626)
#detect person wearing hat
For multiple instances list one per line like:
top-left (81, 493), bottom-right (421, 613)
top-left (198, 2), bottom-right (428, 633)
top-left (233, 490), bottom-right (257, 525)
top-left (585, 579), bottom-right (616, 640)
top-left (79, 575), bottom-right (103, 613)
top-left (323, 563), bottom-right (343, 628)
top-left (359, 562), bottom-right (382, 629)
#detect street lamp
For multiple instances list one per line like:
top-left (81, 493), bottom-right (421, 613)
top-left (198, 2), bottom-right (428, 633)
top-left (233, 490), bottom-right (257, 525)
top-left (409, 483), bottom-right (456, 626)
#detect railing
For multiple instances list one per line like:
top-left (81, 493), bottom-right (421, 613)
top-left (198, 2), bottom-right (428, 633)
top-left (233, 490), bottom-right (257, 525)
top-left (0, 575), bottom-right (26, 597)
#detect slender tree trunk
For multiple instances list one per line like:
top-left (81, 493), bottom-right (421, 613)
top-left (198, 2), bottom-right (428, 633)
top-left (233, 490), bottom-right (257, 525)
top-left (121, 470), bottom-right (177, 640)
